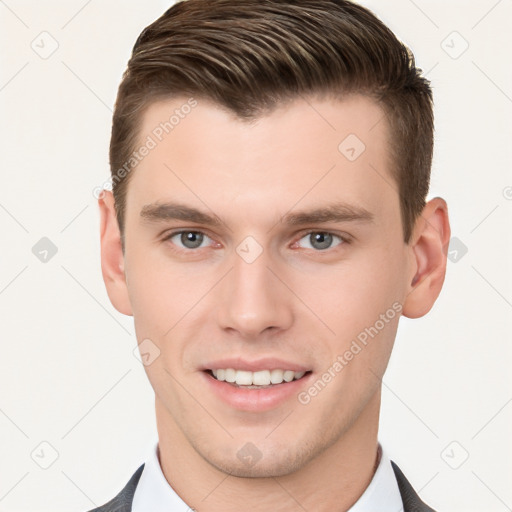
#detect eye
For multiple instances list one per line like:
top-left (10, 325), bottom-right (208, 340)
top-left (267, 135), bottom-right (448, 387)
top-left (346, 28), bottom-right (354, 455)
top-left (296, 231), bottom-right (346, 251)
top-left (165, 230), bottom-right (212, 250)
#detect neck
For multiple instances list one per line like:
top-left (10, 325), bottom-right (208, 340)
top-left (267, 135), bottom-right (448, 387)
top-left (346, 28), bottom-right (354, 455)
top-left (156, 390), bottom-right (381, 512)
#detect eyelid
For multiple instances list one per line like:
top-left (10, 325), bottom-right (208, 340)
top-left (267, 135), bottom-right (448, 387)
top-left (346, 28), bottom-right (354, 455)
top-left (161, 227), bottom-right (214, 240)
top-left (161, 228), bottom-right (353, 252)
top-left (291, 229), bottom-right (353, 247)
top-left (161, 229), bottom-right (218, 250)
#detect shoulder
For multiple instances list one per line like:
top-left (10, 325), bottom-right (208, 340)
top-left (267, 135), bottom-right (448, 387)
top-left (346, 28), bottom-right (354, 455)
top-left (85, 464), bottom-right (145, 512)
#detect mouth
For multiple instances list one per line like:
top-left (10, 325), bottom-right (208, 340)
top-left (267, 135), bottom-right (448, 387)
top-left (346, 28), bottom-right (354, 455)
top-left (204, 368), bottom-right (313, 389)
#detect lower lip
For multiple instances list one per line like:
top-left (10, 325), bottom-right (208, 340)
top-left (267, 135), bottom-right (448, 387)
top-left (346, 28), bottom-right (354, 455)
top-left (201, 371), bottom-right (313, 412)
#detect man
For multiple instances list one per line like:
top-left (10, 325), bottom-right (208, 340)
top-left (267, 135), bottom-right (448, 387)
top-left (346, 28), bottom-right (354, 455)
top-left (94, 0), bottom-right (450, 510)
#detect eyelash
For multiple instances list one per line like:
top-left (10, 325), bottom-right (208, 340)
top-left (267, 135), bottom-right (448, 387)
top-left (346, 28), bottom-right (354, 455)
top-left (161, 229), bottom-right (352, 253)
top-left (292, 230), bottom-right (352, 250)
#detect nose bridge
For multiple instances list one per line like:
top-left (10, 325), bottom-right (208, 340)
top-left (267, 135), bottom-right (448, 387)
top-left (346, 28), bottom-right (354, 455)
top-left (217, 242), bottom-right (293, 337)
top-left (233, 247), bottom-right (273, 298)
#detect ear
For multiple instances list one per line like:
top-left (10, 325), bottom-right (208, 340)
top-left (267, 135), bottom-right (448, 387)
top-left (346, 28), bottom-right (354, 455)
top-left (402, 197), bottom-right (451, 318)
top-left (98, 190), bottom-right (133, 316)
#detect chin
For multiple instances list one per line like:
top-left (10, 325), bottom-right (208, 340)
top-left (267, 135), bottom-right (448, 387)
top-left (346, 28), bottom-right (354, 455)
top-left (203, 443), bottom-right (315, 479)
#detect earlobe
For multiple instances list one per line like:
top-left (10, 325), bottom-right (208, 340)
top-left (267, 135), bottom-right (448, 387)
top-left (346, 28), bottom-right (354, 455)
top-left (98, 191), bottom-right (133, 316)
top-left (402, 197), bottom-right (451, 319)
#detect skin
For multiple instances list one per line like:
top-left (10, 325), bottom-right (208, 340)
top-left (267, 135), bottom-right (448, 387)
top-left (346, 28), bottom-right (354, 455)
top-left (99, 94), bottom-right (450, 512)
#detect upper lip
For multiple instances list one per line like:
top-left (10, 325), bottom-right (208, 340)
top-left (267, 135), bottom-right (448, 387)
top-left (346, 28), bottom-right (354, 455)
top-left (202, 357), bottom-right (311, 373)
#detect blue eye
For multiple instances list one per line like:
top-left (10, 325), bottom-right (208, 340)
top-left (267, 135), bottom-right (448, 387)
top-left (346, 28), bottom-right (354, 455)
top-left (168, 231), bottom-right (211, 249)
top-left (297, 232), bottom-right (344, 250)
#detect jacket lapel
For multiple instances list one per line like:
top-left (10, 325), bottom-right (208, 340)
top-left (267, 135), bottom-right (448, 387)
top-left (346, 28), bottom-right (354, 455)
top-left (391, 461), bottom-right (436, 512)
top-left (87, 464), bottom-right (144, 512)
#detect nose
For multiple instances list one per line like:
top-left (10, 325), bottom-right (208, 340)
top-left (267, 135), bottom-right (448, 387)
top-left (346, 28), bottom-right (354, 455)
top-left (217, 246), bottom-right (294, 339)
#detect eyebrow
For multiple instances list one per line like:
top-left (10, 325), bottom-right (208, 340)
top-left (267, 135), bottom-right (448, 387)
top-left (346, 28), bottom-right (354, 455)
top-left (139, 201), bottom-right (374, 227)
top-left (140, 202), bottom-right (223, 227)
top-left (282, 203), bottom-right (374, 225)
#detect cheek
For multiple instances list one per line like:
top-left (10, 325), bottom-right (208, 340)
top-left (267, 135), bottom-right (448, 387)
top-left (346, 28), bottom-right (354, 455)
top-left (295, 247), bottom-right (405, 368)
top-left (299, 251), bottom-right (403, 323)
top-left (126, 247), bottom-right (207, 334)
top-left (126, 250), bottom-right (221, 376)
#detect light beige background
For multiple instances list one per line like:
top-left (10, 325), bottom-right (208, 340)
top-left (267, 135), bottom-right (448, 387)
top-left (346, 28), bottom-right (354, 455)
top-left (0, 1), bottom-right (511, 511)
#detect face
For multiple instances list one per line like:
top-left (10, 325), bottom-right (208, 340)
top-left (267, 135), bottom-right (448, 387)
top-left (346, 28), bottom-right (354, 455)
top-left (113, 94), bottom-right (416, 477)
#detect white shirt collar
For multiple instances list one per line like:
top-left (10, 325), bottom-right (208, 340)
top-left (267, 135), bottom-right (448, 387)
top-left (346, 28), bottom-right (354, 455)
top-left (348, 444), bottom-right (404, 512)
top-left (132, 439), bottom-right (403, 512)
top-left (132, 439), bottom-right (190, 512)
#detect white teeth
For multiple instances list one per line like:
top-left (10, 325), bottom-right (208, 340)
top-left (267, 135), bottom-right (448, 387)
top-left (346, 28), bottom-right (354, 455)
top-left (283, 370), bottom-right (295, 382)
top-left (270, 369), bottom-right (284, 384)
top-left (252, 370), bottom-right (271, 386)
top-left (210, 368), bottom-right (307, 385)
top-left (225, 368), bottom-right (236, 382)
top-left (235, 370), bottom-right (253, 385)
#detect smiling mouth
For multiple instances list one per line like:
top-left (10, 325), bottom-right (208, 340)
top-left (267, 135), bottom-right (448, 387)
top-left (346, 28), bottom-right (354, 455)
top-left (205, 368), bottom-right (312, 389)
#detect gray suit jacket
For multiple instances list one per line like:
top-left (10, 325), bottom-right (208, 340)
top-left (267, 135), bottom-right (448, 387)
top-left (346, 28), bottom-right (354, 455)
top-left (87, 460), bottom-right (436, 512)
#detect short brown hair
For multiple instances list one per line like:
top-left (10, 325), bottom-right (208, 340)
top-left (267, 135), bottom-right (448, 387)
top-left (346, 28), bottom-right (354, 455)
top-left (109, 0), bottom-right (433, 245)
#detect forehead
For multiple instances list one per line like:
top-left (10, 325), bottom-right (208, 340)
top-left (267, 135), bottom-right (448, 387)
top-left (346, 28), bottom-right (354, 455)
top-left (126, 94), bottom-right (396, 227)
